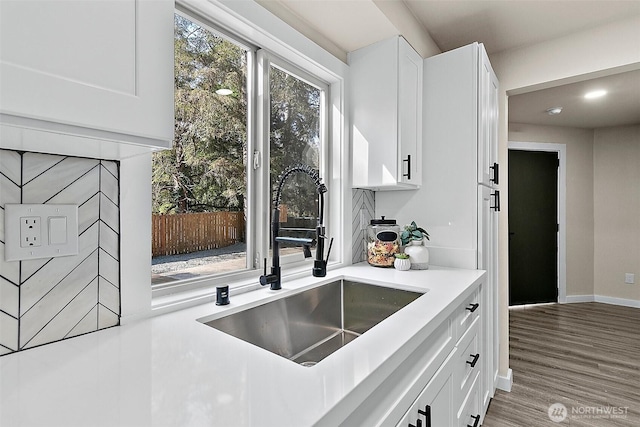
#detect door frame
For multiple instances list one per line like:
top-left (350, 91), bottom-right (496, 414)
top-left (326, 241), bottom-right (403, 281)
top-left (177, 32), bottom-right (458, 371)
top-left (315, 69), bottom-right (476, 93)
top-left (508, 141), bottom-right (567, 303)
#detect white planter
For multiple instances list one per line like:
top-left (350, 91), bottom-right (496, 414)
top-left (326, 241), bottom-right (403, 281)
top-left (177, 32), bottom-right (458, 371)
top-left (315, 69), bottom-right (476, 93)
top-left (394, 257), bottom-right (411, 271)
top-left (404, 239), bottom-right (429, 270)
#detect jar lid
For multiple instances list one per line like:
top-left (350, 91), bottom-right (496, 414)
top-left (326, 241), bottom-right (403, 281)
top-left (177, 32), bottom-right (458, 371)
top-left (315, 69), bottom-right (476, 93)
top-left (370, 216), bottom-right (396, 225)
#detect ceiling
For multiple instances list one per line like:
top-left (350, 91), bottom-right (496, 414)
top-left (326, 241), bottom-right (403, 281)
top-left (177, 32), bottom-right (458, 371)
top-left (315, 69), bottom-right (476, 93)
top-left (509, 69), bottom-right (640, 128)
top-left (403, 0), bottom-right (640, 55)
top-left (258, 0), bottom-right (640, 129)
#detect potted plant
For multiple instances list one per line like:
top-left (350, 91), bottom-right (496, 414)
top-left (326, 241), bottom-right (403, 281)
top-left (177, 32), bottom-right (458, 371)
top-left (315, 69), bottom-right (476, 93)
top-left (393, 252), bottom-right (411, 271)
top-left (401, 221), bottom-right (430, 270)
top-left (400, 221), bottom-right (430, 245)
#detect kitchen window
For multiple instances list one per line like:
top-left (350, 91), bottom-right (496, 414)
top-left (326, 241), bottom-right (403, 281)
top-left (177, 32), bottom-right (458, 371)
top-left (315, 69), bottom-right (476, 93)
top-left (151, 9), bottom-right (335, 295)
top-left (266, 60), bottom-right (327, 263)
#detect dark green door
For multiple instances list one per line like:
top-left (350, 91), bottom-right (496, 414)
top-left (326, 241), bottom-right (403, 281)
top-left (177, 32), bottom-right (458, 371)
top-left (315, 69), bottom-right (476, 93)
top-left (508, 150), bottom-right (558, 305)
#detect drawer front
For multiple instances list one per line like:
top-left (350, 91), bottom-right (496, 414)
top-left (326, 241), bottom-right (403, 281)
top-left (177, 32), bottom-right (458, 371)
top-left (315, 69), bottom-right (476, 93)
top-left (457, 374), bottom-right (481, 427)
top-left (454, 287), bottom-right (481, 343)
top-left (453, 317), bottom-right (480, 404)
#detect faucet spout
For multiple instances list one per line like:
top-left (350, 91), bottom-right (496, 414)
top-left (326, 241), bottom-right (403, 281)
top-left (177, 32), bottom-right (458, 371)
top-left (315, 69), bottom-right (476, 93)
top-left (260, 164), bottom-right (330, 289)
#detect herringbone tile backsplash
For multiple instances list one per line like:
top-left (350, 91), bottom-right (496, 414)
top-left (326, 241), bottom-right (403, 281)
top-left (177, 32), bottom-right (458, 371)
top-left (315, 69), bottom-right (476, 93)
top-left (352, 189), bottom-right (375, 263)
top-left (0, 149), bottom-right (120, 356)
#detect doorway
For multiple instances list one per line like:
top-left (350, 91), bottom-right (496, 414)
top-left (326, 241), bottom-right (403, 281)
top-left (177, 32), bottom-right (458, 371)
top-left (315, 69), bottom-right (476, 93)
top-left (508, 148), bottom-right (561, 305)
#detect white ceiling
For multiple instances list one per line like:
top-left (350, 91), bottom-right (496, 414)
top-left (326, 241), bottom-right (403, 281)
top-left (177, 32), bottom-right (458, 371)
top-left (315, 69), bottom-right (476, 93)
top-left (259, 0), bottom-right (640, 128)
top-left (509, 69), bottom-right (640, 128)
top-left (404, 0), bottom-right (640, 55)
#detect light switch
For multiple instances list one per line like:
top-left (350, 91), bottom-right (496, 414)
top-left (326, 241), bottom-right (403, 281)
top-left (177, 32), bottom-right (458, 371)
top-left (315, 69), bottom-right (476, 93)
top-left (49, 217), bottom-right (67, 245)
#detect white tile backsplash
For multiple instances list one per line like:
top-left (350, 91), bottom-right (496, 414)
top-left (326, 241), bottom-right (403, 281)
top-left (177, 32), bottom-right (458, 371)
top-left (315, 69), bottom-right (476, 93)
top-left (352, 189), bottom-right (375, 263)
top-left (0, 149), bottom-right (21, 184)
top-left (0, 312), bottom-right (18, 351)
top-left (0, 276), bottom-right (19, 318)
top-left (0, 242), bottom-right (20, 284)
top-left (0, 149), bottom-right (120, 357)
top-left (21, 152), bottom-right (65, 183)
top-left (23, 159), bottom-right (98, 203)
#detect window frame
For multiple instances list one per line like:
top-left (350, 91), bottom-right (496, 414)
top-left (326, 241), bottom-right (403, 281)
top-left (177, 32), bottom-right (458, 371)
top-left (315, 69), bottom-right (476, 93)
top-left (152, 3), bottom-right (345, 301)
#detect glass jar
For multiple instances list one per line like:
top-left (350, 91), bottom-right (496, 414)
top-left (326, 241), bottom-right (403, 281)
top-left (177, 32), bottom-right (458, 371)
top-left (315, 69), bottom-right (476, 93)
top-left (366, 216), bottom-right (400, 267)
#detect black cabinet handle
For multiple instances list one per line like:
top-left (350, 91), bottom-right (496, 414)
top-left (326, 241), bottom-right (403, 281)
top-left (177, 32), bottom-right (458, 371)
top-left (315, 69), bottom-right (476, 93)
top-left (491, 190), bottom-right (500, 211)
top-left (467, 414), bottom-right (481, 427)
top-left (403, 155), bottom-right (411, 180)
top-left (418, 405), bottom-right (431, 427)
top-left (409, 420), bottom-right (422, 427)
top-left (466, 303), bottom-right (479, 313)
top-left (466, 353), bottom-right (480, 368)
top-left (490, 162), bottom-right (499, 184)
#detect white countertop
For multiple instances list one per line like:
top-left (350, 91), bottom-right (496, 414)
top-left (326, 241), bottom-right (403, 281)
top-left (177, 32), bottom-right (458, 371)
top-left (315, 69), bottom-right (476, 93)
top-left (0, 264), bottom-right (485, 427)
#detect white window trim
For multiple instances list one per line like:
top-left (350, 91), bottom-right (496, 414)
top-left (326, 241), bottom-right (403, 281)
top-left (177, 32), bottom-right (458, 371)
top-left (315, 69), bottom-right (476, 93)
top-left (152, 0), bottom-right (350, 312)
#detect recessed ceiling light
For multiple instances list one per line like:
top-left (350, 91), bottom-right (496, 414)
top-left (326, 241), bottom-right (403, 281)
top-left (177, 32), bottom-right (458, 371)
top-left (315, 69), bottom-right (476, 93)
top-left (546, 107), bottom-right (563, 115)
top-left (584, 90), bottom-right (607, 99)
top-left (215, 88), bottom-right (233, 96)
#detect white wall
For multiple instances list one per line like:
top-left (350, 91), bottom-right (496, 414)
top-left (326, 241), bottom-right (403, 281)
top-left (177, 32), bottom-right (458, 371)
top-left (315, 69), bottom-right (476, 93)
top-left (119, 153), bottom-right (153, 322)
top-left (489, 15), bottom-right (640, 378)
top-left (593, 125), bottom-right (640, 303)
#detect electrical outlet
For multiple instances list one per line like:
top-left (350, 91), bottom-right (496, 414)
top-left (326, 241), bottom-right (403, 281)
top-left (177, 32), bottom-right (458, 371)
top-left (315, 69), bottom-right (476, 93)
top-left (4, 204), bottom-right (78, 261)
top-left (20, 217), bottom-right (42, 248)
top-left (625, 273), bottom-right (635, 284)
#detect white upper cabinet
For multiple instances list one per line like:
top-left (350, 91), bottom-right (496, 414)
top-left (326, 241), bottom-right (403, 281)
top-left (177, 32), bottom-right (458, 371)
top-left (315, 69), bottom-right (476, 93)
top-left (349, 36), bottom-right (422, 190)
top-left (0, 0), bottom-right (174, 152)
top-left (423, 43), bottom-right (498, 192)
top-left (478, 47), bottom-right (500, 187)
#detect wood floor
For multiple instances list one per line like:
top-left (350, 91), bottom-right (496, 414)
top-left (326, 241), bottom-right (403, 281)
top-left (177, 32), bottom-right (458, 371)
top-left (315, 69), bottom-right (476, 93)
top-left (482, 302), bottom-right (640, 426)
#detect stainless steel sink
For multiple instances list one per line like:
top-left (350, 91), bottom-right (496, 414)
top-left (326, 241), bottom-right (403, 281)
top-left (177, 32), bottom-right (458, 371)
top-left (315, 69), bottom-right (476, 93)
top-left (200, 279), bottom-right (424, 366)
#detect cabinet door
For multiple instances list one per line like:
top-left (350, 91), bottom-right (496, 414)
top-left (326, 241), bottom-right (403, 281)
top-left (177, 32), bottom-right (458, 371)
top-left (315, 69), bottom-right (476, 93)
top-left (398, 40), bottom-right (422, 187)
top-left (350, 36), bottom-right (422, 190)
top-left (478, 184), bottom-right (499, 413)
top-left (396, 349), bottom-right (457, 427)
top-left (477, 45), bottom-right (499, 186)
top-left (0, 0), bottom-right (174, 147)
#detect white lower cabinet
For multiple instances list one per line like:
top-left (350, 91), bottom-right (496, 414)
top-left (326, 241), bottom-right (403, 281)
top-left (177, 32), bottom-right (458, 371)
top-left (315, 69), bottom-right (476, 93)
top-left (457, 375), bottom-right (481, 427)
top-left (396, 348), bottom-right (457, 427)
top-left (337, 279), bottom-right (489, 427)
top-left (389, 283), bottom-right (486, 427)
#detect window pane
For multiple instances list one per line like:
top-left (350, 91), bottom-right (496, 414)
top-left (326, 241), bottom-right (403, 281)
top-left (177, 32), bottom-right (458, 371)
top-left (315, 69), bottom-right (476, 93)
top-left (269, 65), bottom-right (322, 259)
top-left (151, 15), bottom-right (249, 285)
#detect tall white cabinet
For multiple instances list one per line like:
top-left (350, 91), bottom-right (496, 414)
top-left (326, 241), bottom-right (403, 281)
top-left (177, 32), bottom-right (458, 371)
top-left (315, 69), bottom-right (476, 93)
top-left (0, 0), bottom-right (174, 157)
top-left (375, 42), bottom-right (500, 422)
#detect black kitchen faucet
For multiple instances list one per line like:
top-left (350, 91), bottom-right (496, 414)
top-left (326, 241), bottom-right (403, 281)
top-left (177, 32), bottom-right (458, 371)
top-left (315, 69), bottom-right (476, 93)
top-left (259, 163), bottom-right (333, 290)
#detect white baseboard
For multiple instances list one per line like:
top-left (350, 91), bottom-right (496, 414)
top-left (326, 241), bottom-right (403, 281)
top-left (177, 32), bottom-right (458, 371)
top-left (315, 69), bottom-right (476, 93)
top-left (565, 295), bottom-right (640, 308)
top-left (564, 295), bottom-right (594, 303)
top-left (496, 368), bottom-right (513, 392)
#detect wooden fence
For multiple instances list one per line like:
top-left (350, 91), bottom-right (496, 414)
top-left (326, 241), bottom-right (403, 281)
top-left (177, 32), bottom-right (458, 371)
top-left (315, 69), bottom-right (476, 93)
top-left (152, 212), bottom-right (245, 257)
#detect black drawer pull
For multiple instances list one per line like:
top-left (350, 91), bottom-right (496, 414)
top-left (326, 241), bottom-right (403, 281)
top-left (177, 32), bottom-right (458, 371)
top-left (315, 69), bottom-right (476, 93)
top-left (466, 353), bottom-right (480, 368)
top-left (467, 414), bottom-right (480, 427)
top-left (465, 303), bottom-right (479, 313)
top-left (418, 405), bottom-right (431, 427)
top-left (409, 419), bottom-right (422, 427)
